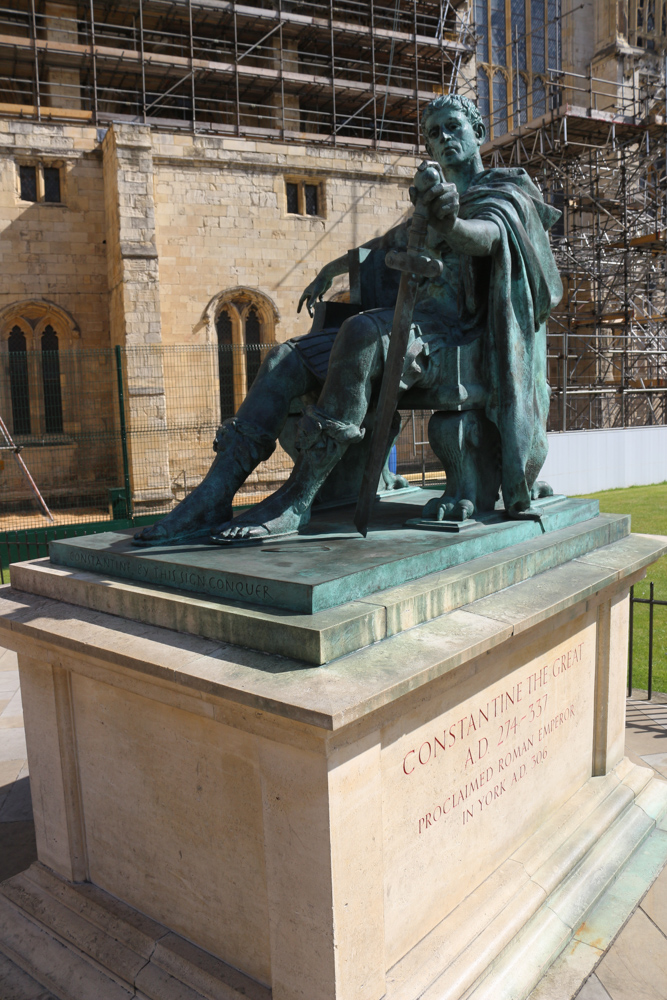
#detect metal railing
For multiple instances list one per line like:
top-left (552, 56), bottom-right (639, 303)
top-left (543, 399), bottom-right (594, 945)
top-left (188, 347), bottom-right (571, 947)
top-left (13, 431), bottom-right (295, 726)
top-left (628, 582), bottom-right (667, 700)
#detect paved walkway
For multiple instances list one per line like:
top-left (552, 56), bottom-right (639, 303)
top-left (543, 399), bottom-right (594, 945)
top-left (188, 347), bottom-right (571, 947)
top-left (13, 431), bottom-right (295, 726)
top-left (0, 650), bottom-right (666, 999)
top-left (577, 692), bottom-right (667, 1000)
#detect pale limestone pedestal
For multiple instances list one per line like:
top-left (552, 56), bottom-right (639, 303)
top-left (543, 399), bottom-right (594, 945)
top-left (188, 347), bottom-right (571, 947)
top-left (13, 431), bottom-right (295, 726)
top-left (1, 528), bottom-right (667, 1000)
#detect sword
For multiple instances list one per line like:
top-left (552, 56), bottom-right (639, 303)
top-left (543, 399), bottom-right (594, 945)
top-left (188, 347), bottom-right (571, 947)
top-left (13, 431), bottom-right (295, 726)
top-left (354, 161), bottom-right (444, 537)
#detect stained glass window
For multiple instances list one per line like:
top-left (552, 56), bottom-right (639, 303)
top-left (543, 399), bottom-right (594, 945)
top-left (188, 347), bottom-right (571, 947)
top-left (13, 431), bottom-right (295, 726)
top-left (41, 325), bottom-right (63, 434)
top-left (491, 0), bottom-right (506, 65)
top-left (511, 0), bottom-right (527, 70)
top-left (245, 307), bottom-right (262, 389)
top-left (476, 1), bottom-right (560, 128)
top-left (547, 0), bottom-right (560, 71)
top-left (475, 0), bottom-right (489, 62)
top-left (216, 308), bottom-right (235, 420)
top-left (531, 0), bottom-right (545, 73)
top-left (477, 69), bottom-right (491, 135)
top-left (514, 73), bottom-right (528, 126)
top-left (8, 326), bottom-right (31, 436)
top-left (493, 72), bottom-right (509, 135)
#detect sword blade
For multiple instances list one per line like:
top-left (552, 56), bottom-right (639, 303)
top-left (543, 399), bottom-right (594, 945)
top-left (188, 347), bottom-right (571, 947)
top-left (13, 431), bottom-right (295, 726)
top-left (353, 268), bottom-right (420, 537)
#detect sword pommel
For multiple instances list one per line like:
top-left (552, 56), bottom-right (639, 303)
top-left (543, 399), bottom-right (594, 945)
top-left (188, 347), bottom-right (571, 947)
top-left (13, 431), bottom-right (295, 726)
top-left (385, 249), bottom-right (443, 279)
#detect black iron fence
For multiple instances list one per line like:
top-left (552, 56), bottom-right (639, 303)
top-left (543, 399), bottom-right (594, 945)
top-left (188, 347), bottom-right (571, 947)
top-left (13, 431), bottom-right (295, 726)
top-left (628, 583), bottom-right (667, 700)
top-left (1, 343), bottom-right (443, 536)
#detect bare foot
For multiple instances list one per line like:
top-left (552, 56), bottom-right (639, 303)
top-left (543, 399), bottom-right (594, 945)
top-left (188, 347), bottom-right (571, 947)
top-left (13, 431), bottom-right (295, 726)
top-left (133, 458), bottom-right (233, 547)
top-left (211, 484), bottom-right (310, 544)
top-left (422, 494), bottom-right (475, 522)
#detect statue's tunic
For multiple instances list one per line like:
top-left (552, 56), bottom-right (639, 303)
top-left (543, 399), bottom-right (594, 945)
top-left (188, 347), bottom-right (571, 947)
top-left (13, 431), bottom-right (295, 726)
top-left (293, 167), bottom-right (562, 512)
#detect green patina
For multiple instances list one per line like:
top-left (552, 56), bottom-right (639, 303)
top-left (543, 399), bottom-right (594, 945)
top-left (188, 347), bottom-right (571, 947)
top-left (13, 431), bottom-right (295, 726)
top-left (50, 490), bottom-right (601, 616)
top-left (131, 94), bottom-right (563, 550)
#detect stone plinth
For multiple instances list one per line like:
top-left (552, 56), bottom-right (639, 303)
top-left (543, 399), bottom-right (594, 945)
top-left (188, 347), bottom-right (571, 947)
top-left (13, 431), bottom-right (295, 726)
top-left (47, 491), bottom-right (599, 614)
top-left (1, 529), bottom-right (667, 1000)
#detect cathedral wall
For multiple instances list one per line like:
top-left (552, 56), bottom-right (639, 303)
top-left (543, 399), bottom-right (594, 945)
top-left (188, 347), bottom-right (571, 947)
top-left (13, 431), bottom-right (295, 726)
top-left (0, 119), bottom-right (420, 515)
top-left (149, 132), bottom-right (415, 348)
top-left (0, 120), bottom-right (109, 351)
top-left (148, 131), bottom-right (416, 504)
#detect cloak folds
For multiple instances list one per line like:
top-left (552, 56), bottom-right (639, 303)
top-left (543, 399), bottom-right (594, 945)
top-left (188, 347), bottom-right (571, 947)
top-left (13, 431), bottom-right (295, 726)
top-left (458, 168), bottom-right (563, 513)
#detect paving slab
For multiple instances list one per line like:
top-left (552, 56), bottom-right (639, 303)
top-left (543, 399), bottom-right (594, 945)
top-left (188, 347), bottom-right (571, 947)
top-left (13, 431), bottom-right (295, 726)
top-left (595, 907), bottom-right (667, 1000)
top-left (641, 862), bottom-right (667, 938)
top-left (576, 977), bottom-right (613, 1000)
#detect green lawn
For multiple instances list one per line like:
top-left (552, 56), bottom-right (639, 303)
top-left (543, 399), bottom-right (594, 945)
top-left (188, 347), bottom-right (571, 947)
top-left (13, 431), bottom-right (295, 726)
top-left (577, 483), bottom-right (667, 694)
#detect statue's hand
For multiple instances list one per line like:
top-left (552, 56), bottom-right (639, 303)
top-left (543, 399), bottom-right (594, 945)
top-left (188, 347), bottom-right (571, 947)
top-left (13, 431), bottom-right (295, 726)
top-left (298, 270), bottom-right (333, 317)
top-left (430, 182), bottom-right (459, 230)
top-left (409, 163), bottom-right (459, 234)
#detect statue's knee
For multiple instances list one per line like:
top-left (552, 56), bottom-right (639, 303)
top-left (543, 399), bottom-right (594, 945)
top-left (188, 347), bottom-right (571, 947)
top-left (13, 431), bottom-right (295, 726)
top-left (335, 313), bottom-right (379, 354)
top-left (262, 341), bottom-right (294, 374)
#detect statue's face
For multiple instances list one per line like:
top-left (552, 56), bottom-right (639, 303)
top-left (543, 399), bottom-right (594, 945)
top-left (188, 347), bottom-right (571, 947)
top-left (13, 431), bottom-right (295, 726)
top-left (425, 107), bottom-right (483, 168)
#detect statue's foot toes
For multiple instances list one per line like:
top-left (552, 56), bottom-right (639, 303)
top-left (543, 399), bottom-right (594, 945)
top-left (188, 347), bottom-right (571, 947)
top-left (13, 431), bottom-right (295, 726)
top-left (452, 499), bottom-right (475, 522)
top-left (422, 495), bottom-right (457, 521)
top-left (132, 503), bottom-right (234, 547)
top-left (210, 523), bottom-right (270, 544)
top-left (531, 481), bottom-right (554, 500)
top-left (133, 523), bottom-right (168, 547)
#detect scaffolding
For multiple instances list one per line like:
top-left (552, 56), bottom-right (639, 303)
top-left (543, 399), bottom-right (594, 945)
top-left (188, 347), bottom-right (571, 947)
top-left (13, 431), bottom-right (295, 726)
top-left (0, 0), bottom-right (471, 151)
top-left (477, 65), bottom-right (667, 431)
top-left (0, 2), bottom-right (665, 432)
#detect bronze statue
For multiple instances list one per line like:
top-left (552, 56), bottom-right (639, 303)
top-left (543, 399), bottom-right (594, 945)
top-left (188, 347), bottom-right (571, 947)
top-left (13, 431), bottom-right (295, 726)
top-left (134, 94), bottom-right (562, 547)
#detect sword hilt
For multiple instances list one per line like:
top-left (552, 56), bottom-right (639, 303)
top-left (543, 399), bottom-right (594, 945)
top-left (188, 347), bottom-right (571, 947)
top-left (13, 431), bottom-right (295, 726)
top-left (384, 164), bottom-right (444, 279)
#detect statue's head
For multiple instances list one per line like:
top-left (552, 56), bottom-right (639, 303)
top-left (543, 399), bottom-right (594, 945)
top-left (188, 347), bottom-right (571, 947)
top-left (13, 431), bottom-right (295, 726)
top-left (421, 94), bottom-right (486, 167)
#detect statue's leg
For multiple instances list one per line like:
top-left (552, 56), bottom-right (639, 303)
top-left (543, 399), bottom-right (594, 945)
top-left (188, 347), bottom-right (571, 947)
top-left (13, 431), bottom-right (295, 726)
top-left (211, 314), bottom-right (383, 541)
top-left (422, 410), bottom-right (501, 522)
top-left (133, 343), bottom-right (318, 546)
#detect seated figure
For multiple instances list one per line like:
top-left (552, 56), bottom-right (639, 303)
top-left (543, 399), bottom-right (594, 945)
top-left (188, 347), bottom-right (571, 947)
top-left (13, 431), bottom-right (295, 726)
top-left (135, 94), bottom-right (562, 547)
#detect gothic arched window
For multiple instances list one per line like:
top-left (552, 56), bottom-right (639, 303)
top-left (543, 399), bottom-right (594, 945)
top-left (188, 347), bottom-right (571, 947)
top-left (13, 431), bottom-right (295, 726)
top-left (514, 73), bottom-right (528, 126)
top-left (8, 325), bottom-right (31, 436)
top-left (493, 72), bottom-right (508, 136)
top-left (490, 0), bottom-right (506, 64)
top-left (477, 69), bottom-right (490, 136)
top-left (216, 307), bottom-right (235, 421)
top-left (208, 289), bottom-right (278, 419)
top-left (245, 306), bottom-right (262, 390)
top-left (41, 325), bottom-right (63, 434)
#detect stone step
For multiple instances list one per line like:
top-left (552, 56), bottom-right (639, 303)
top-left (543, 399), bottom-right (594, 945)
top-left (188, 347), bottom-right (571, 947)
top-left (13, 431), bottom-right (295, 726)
top-left (1, 872), bottom-right (148, 987)
top-left (0, 864), bottom-right (270, 1000)
top-left (387, 761), bottom-right (655, 1000)
top-left (457, 774), bottom-right (667, 1000)
top-left (20, 863), bottom-right (165, 960)
top-left (0, 950), bottom-right (58, 1000)
top-left (0, 895), bottom-right (133, 1000)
